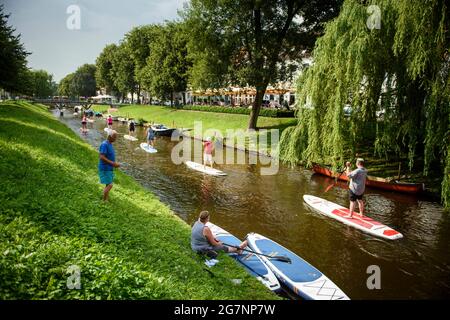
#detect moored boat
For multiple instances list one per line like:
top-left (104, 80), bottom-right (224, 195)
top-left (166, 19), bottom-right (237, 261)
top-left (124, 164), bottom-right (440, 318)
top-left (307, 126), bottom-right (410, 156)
top-left (151, 124), bottom-right (176, 137)
top-left (312, 163), bottom-right (424, 194)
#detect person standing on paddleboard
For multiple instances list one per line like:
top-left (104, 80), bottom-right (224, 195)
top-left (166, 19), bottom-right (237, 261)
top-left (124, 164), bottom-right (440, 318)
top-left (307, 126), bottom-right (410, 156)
top-left (107, 115), bottom-right (113, 129)
top-left (191, 211), bottom-right (247, 259)
top-left (98, 130), bottom-right (120, 202)
top-left (203, 137), bottom-right (214, 169)
top-left (344, 158), bottom-right (368, 218)
top-left (128, 119), bottom-right (135, 137)
top-left (81, 113), bottom-right (87, 132)
top-left (145, 125), bottom-right (156, 148)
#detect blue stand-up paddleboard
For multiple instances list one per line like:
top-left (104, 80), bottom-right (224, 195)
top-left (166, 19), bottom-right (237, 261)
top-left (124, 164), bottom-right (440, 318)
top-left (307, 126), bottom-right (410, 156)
top-left (206, 223), bottom-right (281, 293)
top-left (247, 233), bottom-right (349, 300)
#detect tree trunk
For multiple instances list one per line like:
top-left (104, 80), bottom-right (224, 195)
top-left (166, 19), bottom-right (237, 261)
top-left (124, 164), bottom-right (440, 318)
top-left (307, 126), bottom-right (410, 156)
top-left (248, 86), bottom-right (266, 129)
top-left (171, 92), bottom-right (174, 107)
top-left (137, 84), bottom-right (141, 104)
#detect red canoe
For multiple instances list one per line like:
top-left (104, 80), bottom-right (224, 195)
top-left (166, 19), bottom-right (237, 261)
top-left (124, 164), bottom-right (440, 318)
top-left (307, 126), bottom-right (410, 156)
top-left (312, 164), bottom-right (424, 194)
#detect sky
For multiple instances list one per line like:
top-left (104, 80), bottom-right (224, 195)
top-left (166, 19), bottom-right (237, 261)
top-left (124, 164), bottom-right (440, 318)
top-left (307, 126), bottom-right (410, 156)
top-left (2, 0), bottom-right (187, 82)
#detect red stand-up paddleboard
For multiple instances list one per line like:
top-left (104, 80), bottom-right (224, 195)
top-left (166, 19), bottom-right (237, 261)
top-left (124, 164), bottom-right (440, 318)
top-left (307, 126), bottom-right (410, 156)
top-left (303, 195), bottom-right (403, 240)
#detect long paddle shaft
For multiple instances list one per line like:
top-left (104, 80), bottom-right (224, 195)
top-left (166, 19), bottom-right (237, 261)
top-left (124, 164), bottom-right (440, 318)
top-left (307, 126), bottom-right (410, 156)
top-left (222, 243), bottom-right (291, 264)
top-left (324, 167), bottom-right (346, 193)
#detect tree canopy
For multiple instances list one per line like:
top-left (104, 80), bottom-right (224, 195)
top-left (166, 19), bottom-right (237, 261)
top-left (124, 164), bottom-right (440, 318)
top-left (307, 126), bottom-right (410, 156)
top-left (0, 5), bottom-right (29, 93)
top-left (58, 73), bottom-right (75, 98)
top-left (124, 25), bottom-right (162, 103)
top-left (141, 22), bottom-right (190, 105)
top-left (58, 64), bottom-right (96, 98)
top-left (95, 44), bottom-right (119, 95)
top-left (182, 0), bottom-right (343, 128)
top-left (71, 64), bottom-right (97, 97)
top-left (29, 69), bottom-right (57, 98)
top-left (111, 43), bottom-right (137, 102)
top-left (279, 0), bottom-right (450, 207)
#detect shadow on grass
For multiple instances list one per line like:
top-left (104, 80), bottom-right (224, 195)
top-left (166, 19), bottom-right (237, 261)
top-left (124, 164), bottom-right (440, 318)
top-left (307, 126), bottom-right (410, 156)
top-left (257, 120), bottom-right (297, 134)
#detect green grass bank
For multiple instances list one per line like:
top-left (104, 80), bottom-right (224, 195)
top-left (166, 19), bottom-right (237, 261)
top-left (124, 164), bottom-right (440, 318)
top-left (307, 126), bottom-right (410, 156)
top-left (92, 104), bottom-right (297, 155)
top-left (0, 101), bottom-right (278, 300)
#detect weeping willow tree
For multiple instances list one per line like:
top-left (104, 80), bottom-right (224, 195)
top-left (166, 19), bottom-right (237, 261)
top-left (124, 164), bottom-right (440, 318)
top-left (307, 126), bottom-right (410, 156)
top-left (279, 0), bottom-right (450, 208)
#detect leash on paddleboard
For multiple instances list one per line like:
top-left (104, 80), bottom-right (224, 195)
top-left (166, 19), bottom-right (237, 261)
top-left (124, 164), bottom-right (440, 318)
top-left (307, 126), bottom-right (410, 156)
top-left (222, 243), bottom-right (292, 264)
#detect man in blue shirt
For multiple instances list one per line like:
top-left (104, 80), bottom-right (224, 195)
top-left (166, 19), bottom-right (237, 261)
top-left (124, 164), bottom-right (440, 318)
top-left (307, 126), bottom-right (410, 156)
top-left (344, 158), bottom-right (368, 218)
top-left (98, 130), bottom-right (120, 201)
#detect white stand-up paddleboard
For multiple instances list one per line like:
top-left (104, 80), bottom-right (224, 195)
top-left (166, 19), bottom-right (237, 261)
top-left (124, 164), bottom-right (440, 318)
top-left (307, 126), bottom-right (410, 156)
top-left (206, 222), bottom-right (281, 293)
top-left (247, 232), bottom-right (349, 300)
top-left (124, 135), bottom-right (138, 141)
top-left (140, 143), bottom-right (157, 153)
top-left (185, 161), bottom-right (226, 176)
top-left (303, 195), bottom-right (403, 240)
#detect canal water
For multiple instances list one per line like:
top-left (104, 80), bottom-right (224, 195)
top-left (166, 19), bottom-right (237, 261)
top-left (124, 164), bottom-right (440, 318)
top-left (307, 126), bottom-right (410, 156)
top-left (56, 111), bottom-right (450, 299)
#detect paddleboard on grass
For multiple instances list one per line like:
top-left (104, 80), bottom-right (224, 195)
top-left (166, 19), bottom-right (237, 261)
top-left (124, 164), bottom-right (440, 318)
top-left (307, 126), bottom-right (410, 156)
top-left (303, 195), bottom-right (403, 240)
top-left (140, 143), bottom-right (157, 153)
top-left (247, 232), bottom-right (350, 300)
top-left (124, 134), bottom-right (138, 141)
top-left (185, 161), bottom-right (226, 176)
top-left (205, 222), bottom-right (281, 293)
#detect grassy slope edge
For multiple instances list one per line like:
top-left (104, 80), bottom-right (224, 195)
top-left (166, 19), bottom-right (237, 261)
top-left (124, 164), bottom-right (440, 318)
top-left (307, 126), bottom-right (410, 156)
top-left (0, 101), bottom-right (278, 300)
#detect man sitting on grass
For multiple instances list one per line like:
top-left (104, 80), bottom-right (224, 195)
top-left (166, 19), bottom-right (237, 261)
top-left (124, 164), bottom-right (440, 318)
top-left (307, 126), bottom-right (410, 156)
top-left (191, 211), bottom-right (247, 259)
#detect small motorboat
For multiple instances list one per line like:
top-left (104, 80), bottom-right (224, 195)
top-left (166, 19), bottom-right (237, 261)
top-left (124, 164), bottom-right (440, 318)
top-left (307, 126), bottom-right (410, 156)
top-left (151, 124), bottom-right (176, 137)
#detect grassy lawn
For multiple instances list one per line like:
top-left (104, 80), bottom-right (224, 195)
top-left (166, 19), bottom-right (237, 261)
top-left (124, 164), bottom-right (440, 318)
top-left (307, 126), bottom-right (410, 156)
top-left (0, 101), bottom-right (279, 300)
top-left (92, 104), bottom-right (297, 155)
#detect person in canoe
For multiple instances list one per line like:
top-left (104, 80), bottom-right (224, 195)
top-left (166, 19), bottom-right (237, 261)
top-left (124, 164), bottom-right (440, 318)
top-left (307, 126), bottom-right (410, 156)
top-left (107, 115), bottom-right (113, 129)
top-left (344, 158), bottom-right (368, 218)
top-left (145, 125), bottom-right (156, 148)
top-left (128, 119), bottom-right (135, 137)
top-left (191, 211), bottom-right (247, 259)
top-left (98, 130), bottom-right (120, 202)
top-left (203, 137), bottom-right (214, 169)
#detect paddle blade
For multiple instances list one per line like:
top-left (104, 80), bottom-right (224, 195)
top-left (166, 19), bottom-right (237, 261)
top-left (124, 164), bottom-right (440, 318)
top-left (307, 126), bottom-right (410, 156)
top-left (324, 183), bottom-right (335, 193)
top-left (273, 256), bottom-right (292, 263)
